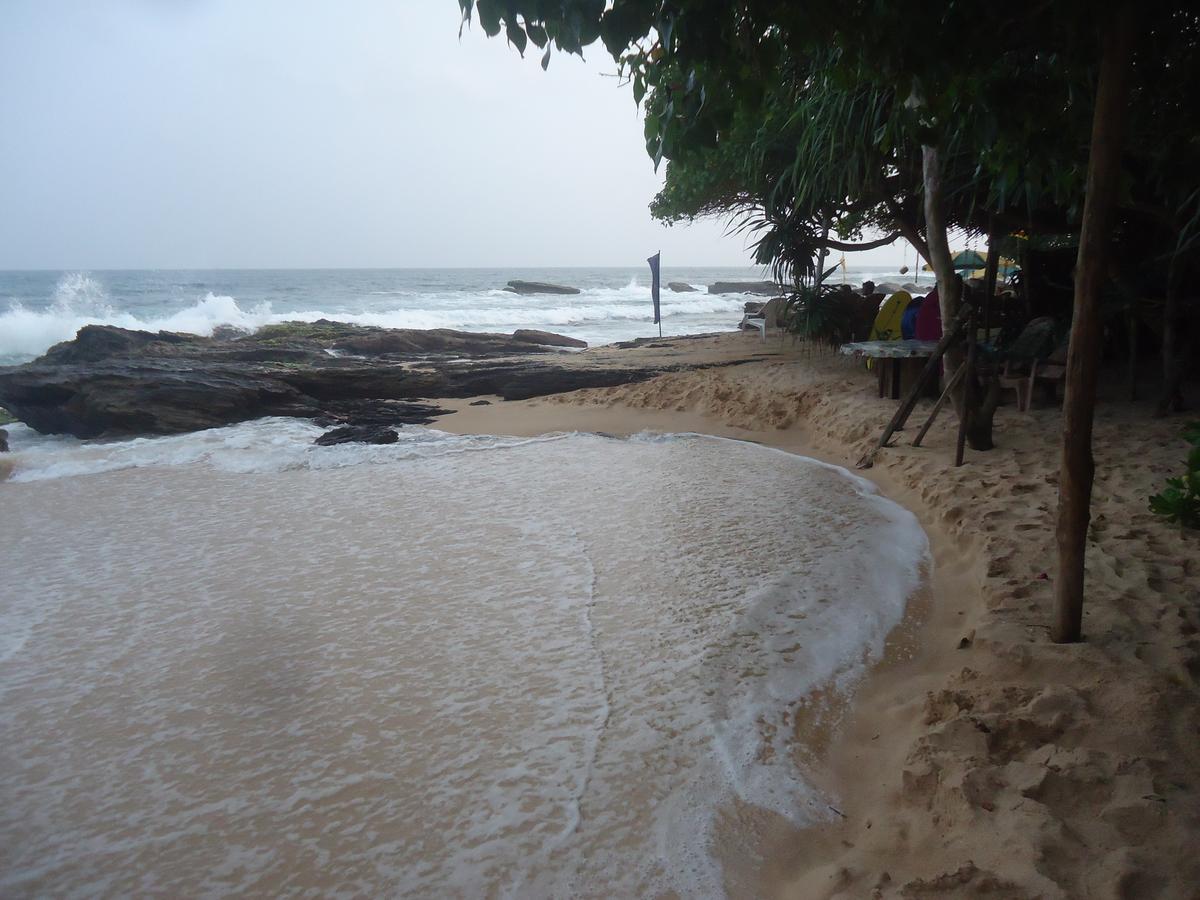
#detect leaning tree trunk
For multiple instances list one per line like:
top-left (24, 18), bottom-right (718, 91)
top-left (922, 141), bottom-right (998, 448)
top-left (922, 144), bottom-right (963, 354)
top-left (1052, 7), bottom-right (1134, 644)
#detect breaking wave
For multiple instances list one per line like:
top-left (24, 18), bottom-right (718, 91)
top-left (0, 272), bottom-right (746, 363)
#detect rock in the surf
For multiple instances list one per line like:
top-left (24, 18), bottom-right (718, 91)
top-left (504, 280), bottom-right (580, 295)
top-left (707, 281), bottom-right (781, 295)
top-left (512, 329), bottom-right (587, 349)
top-left (0, 322), bottom-right (683, 438)
top-left (314, 425), bottom-right (399, 446)
top-left (0, 428), bottom-right (8, 453)
top-left (667, 281), bottom-right (697, 292)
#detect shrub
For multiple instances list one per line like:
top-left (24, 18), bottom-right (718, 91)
top-left (785, 284), bottom-right (877, 348)
top-left (1149, 423), bottom-right (1200, 529)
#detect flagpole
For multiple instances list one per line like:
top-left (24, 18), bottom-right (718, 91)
top-left (658, 249), bottom-right (662, 338)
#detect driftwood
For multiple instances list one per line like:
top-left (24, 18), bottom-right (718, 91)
top-left (856, 303), bottom-right (973, 469)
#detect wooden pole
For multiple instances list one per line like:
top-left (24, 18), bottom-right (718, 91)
top-left (955, 311), bottom-right (978, 466)
top-left (912, 361), bottom-right (968, 447)
top-left (1155, 251), bottom-right (1186, 416)
top-left (983, 216), bottom-right (1002, 341)
top-left (1052, 7), bottom-right (1134, 644)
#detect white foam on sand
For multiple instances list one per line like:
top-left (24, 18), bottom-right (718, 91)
top-left (0, 424), bottom-right (927, 897)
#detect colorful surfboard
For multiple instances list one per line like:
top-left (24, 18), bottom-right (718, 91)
top-left (869, 290), bottom-right (912, 342)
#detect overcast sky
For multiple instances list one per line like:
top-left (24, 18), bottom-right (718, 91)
top-left (0, 1), bottom-right (910, 270)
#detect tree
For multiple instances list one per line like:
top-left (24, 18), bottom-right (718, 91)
top-left (457, 0), bottom-right (1196, 642)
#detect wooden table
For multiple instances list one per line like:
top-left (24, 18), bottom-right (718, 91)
top-left (839, 340), bottom-right (941, 399)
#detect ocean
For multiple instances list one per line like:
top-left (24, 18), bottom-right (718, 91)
top-left (0, 265), bottom-right (928, 365)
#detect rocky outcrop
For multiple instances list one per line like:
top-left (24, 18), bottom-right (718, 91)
top-left (0, 323), bottom-right (681, 439)
top-left (668, 282), bottom-right (697, 292)
top-left (707, 281), bottom-right (782, 295)
top-left (504, 280), bottom-right (580, 295)
top-left (0, 428), bottom-right (8, 453)
top-left (512, 329), bottom-right (587, 349)
top-left (313, 425), bottom-right (399, 446)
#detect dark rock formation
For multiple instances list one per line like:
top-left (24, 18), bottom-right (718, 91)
top-left (0, 322), bottom-right (682, 439)
top-left (468, 399), bottom-right (492, 406)
top-left (0, 428), bottom-right (8, 453)
top-left (667, 282), bottom-right (697, 292)
top-left (707, 281), bottom-right (783, 295)
top-left (512, 329), bottom-right (587, 349)
top-left (504, 280), bottom-right (580, 295)
top-left (314, 425), bottom-right (399, 446)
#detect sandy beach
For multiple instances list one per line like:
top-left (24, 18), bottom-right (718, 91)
top-left (439, 331), bottom-right (1200, 898)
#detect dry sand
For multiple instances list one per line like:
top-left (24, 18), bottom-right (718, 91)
top-left (440, 331), bottom-right (1200, 899)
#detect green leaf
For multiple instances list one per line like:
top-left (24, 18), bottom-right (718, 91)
top-left (505, 19), bottom-right (528, 55)
top-left (525, 23), bottom-right (547, 48)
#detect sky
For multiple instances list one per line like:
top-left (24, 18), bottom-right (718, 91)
top-left (0, 1), bottom-right (911, 270)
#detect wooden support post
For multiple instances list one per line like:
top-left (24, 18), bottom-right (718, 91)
top-left (856, 303), bottom-right (973, 469)
top-left (1127, 309), bottom-right (1138, 401)
top-left (956, 312), bottom-right (978, 467)
top-left (1053, 5), bottom-right (1133, 644)
top-left (983, 216), bottom-right (1002, 341)
top-left (913, 361), bottom-right (968, 447)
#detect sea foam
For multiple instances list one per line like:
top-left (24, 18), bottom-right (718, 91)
top-left (0, 271), bottom-right (741, 363)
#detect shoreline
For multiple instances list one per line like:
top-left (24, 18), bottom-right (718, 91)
top-left (437, 331), bottom-right (1200, 897)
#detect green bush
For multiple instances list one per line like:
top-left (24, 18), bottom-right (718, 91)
top-left (1149, 423), bottom-right (1200, 529)
top-left (785, 285), bottom-right (878, 348)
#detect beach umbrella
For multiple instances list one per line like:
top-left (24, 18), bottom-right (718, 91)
top-left (951, 249), bottom-right (987, 271)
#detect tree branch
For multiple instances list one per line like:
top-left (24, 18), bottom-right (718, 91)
top-left (821, 233), bottom-right (901, 252)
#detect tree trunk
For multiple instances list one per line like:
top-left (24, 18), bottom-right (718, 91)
top-left (814, 213), bottom-right (832, 289)
top-left (1052, 7), bottom-right (1134, 644)
top-left (922, 141), bottom-right (997, 447)
top-left (983, 215), bottom-right (1002, 338)
top-left (922, 144), bottom-right (963, 353)
top-left (1155, 249), bottom-right (1186, 415)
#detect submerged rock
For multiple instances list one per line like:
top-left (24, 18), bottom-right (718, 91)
top-left (667, 281), bottom-right (697, 292)
top-left (512, 329), bottom-right (587, 349)
top-left (504, 280), bottom-right (580, 295)
top-left (314, 425), bottom-right (399, 446)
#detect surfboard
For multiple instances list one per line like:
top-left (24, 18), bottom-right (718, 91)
top-left (869, 290), bottom-right (912, 342)
top-left (915, 290), bottom-right (943, 341)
